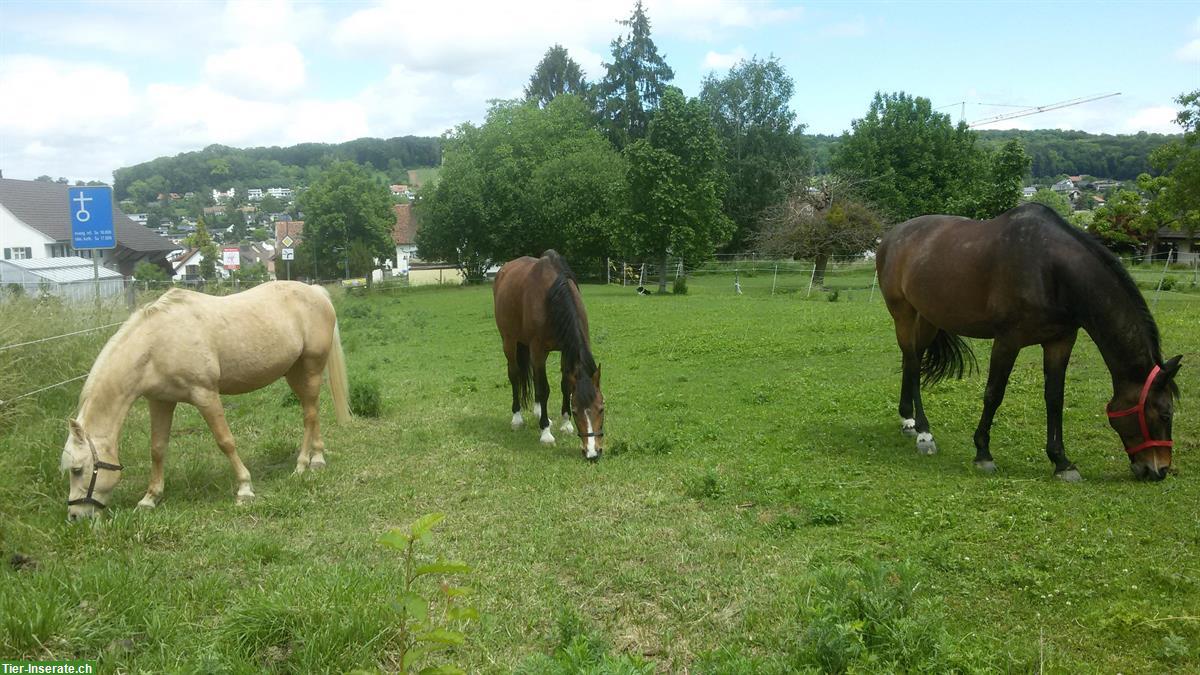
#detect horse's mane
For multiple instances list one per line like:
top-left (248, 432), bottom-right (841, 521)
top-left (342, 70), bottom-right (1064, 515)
top-left (79, 289), bottom-right (191, 405)
top-left (543, 251), bottom-right (598, 408)
top-left (1021, 203), bottom-right (1176, 396)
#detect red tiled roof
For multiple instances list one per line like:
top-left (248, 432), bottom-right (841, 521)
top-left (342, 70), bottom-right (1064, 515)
top-left (274, 220), bottom-right (304, 243)
top-left (392, 203), bottom-right (417, 245)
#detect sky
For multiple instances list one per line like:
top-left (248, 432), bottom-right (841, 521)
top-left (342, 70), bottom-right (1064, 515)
top-left (1, 0), bottom-right (1198, 183)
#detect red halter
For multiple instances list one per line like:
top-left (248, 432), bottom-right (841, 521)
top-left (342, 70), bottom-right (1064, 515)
top-left (1106, 365), bottom-right (1173, 456)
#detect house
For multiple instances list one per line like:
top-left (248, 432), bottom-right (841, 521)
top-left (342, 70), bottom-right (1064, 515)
top-left (0, 177), bottom-right (175, 276)
top-left (171, 248), bottom-right (231, 281)
top-left (274, 220), bottom-right (304, 247)
top-left (0, 256), bottom-right (126, 301)
top-left (392, 202), bottom-right (418, 274)
top-left (129, 213), bottom-right (149, 225)
top-left (1021, 186), bottom-right (1038, 199)
top-left (212, 188), bottom-right (236, 203)
top-left (246, 188), bottom-right (263, 201)
top-left (1153, 228), bottom-right (1200, 264)
top-left (1051, 179), bottom-right (1075, 193)
top-left (1088, 179), bottom-right (1120, 191)
top-left (267, 187), bottom-right (293, 199)
top-left (390, 184), bottom-right (409, 196)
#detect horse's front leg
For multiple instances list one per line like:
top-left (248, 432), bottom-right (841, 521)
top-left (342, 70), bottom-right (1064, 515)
top-left (138, 399), bottom-right (177, 509)
top-left (1043, 332), bottom-right (1080, 481)
top-left (972, 341), bottom-right (1019, 473)
top-left (194, 392), bottom-right (255, 504)
top-left (558, 368), bottom-right (575, 434)
top-left (531, 349), bottom-right (554, 445)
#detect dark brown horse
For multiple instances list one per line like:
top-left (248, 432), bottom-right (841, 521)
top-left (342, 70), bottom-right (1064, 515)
top-left (494, 251), bottom-right (605, 460)
top-left (876, 203), bottom-right (1180, 481)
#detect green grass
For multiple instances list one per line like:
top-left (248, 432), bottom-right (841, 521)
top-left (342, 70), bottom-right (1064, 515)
top-left (2, 280), bottom-right (1198, 672)
top-left (408, 167), bottom-right (441, 190)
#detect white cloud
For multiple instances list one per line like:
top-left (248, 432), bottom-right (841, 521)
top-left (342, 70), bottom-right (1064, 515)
top-left (1177, 38), bottom-right (1200, 63)
top-left (205, 43), bottom-right (307, 99)
top-left (703, 47), bottom-right (749, 71)
top-left (1123, 106), bottom-right (1180, 134)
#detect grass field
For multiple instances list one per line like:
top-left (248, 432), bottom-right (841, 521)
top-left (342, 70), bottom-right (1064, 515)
top-left (1, 277), bottom-right (1198, 672)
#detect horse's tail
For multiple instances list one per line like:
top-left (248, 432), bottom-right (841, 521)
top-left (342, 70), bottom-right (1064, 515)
top-left (313, 284), bottom-right (352, 423)
top-left (515, 342), bottom-right (533, 412)
top-left (327, 320), bottom-right (351, 423)
top-left (921, 330), bottom-right (977, 386)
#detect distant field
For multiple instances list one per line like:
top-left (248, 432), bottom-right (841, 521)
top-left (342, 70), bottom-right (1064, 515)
top-left (1, 279), bottom-right (1198, 672)
top-left (407, 166), bottom-right (441, 189)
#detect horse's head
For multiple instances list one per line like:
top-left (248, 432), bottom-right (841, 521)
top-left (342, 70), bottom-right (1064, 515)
top-left (571, 364), bottom-right (605, 462)
top-left (1107, 356), bottom-right (1181, 481)
top-left (61, 418), bottom-right (123, 521)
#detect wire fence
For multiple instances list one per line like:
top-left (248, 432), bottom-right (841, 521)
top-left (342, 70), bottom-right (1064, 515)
top-left (606, 256), bottom-right (881, 300)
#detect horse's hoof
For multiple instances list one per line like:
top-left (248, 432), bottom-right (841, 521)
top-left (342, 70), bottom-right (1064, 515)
top-left (309, 458), bottom-right (326, 471)
top-left (1055, 468), bottom-right (1083, 482)
top-left (916, 433), bottom-right (937, 455)
top-left (560, 418), bottom-right (576, 434)
top-left (901, 419), bottom-right (917, 436)
top-left (236, 491), bottom-right (256, 505)
top-left (136, 495), bottom-right (158, 509)
top-left (511, 412), bottom-right (524, 431)
top-left (974, 460), bottom-right (997, 473)
top-left (539, 428), bottom-right (556, 445)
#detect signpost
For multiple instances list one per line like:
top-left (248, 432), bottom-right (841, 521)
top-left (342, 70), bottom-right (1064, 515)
top-left (280, 236), bottom-right (295, 278)
top-left (68, 186), bottom-right (116, 303)
top-left (222, 247), bottom-right (241, 270)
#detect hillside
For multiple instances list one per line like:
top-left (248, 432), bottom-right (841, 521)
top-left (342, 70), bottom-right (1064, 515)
top-left (112, 136), bottom-right (442, 201)
top-left (804, 128), bottom-right (1179, 180)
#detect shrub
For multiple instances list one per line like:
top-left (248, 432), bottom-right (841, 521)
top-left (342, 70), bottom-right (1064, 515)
top-left (350, 379), bottom-right (382, 418)
top-left (826, 289), bottom-right (840, 302)
top-left (673, 275), bottom-right (688, 295)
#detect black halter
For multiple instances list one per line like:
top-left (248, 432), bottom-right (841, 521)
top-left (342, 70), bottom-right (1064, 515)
top-left (67, 438), bottom-right (123, 509)
top-left (578, 430), bottom-right (604, 439)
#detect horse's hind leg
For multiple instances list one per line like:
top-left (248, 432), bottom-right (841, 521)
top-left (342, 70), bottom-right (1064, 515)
top-left (903, 316), bottom-right (939, 455)
top-left (194, 392), bottom-right (255, 504)
top-left (287, 365), bottom-right (327, 474)
top-left (972, 340), bottom-right (1019, 473)
top-left (138, 399), bottom-right (177, 509)
top-left (505, 340), bottom-right (525, 430)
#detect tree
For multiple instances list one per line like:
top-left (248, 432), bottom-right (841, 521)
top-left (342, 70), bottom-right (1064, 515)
top-left (967, 139), bottom-right (1031, 218)
top-left (229, 262), bottom-right (270, 284)
top-left (1089, 190), bottom-right (1149, 253)
top-left (1145, 90), bottom-right (1200, 237)
top-left (699, 56), bottom-right (806, 251)
top-left (595, 0), bottom-right (675, 149)
top-left (297, 161), bottom-right (395, 284)
top-left (832, 92), bottom-right (983, 221)
top-left (417, 95), bottom-right (625, 281)
top-left (184, 217), bottom-right (220, 280)
top-left (132, 260), bottom-right (169, 283)
top-left (616, 87), bottom-right (733, 292)
top-left (754, 175), bottom-right (884, 286)
top-left (525, 45), bottom-right (588, 108)
top-left (35, 175), bottom-right (53, 182)
top-left (1029, 188), bottom-right (1072, 219)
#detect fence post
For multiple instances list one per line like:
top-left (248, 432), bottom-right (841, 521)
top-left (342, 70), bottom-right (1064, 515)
top-left (806, 265), bottom-right (816, 298)
top-left (606, 257), bottom-right (611, 285)
top-left (125, 280), bottom-right (136, 311)
top-left (868, 270), bottom-right (878, 303)
top-left (1153, 249), bottom-right (1173, 308)
top-left (771, 263), bottom-right (778, 295)
top-left (622, 261), bottom-right (626, 287)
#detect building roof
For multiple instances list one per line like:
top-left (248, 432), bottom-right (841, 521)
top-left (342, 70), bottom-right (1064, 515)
top-left (0, 256), bottom-right (125, 283)
top-left (275, 220), bottom-right (304, 242)
top-left (0, 178), bottom-right (175, 253)
top-left (393, 203), bottom-right (417, 245)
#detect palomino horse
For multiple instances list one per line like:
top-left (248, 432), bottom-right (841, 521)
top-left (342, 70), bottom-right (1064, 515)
top-left (61, 281), bottom-right (351, 520)
top-left (494, 251), bottom-right (605, 460)
top-left (876, 203), bottom-right (1180, 481)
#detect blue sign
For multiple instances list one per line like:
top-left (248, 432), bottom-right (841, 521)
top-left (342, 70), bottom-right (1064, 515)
top-left (69, 186), bottom-right (116, 250)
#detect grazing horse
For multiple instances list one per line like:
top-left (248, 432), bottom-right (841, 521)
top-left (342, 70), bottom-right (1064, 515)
top-left (876, 203), bottom-right (1180, 481)
top-left (494, 251), bottom-right (605, 460)
top-left (61, 282), bottom-right (351, 520)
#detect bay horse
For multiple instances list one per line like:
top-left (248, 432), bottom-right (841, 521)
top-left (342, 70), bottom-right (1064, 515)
top-left (493, 251), bottom-right (605, 460)
top-left (876, 203), bottom-right (1180, 481)
top-left (61, 281), bottom-right (351, 520)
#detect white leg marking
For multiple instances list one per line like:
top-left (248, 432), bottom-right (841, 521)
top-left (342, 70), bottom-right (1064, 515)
top-left (559, 413), bottom-right (575, 433)
top-left (584, 412), bottom-right (597, 459)
top-left (533, 403), bottom-right (542, 418)
top-left (539, 426), bottom-right (555, 445)
top-left (511, 411), bottom-right (524, 430)
top-left (917, 432), bottom-right (933, 443)
top-left (902, 418), bottom-right (916, 430)
top-left (915, 432), bottom-right (937, 455)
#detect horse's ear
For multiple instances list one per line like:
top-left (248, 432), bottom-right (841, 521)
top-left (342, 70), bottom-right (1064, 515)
top-left (69, 418), bottom-right (85, 441)
top-left (1162, 355), bottom-right (1183, 379)
top-left (593, 364), bottom-right (601, 387)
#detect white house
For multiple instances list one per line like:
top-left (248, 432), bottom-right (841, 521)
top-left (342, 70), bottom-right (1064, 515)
top-left (1021, 186), bottom-right (1038, 199)
top-left (392, 202), bottom-right (417, 274)
top-left (267, 187), bottom-right (293, 199)
top-left (212, 187), bottom-right (236, 203)
top-left (1051, 179), bottom-right (1075, 193)
top-left (0, 177), bottom-right (174, 275)
top-left (171, 248), bottom-right (230, 281)
top-left (246, 188), bottom-right (263, 201)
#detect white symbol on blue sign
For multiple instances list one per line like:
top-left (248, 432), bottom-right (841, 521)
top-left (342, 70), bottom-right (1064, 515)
top-left (69, 186), bottom-right (116, 250)
top-left (73, 191), bottom-right (93, 222)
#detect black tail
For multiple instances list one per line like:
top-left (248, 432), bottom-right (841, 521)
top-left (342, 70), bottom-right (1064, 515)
top-left (515, 343), bottom-right (533, 411)
top-left (921, 330), bottom-right (977, 385)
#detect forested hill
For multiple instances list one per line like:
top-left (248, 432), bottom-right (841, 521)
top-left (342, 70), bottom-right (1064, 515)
top-left (112, 136), bottom-right (441, 201)
top-left (804, 128), bottom-right (1179, 180)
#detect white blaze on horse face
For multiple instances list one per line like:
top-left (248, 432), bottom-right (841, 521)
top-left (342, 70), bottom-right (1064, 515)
top-left (584, 411), bottom-right (598, 459)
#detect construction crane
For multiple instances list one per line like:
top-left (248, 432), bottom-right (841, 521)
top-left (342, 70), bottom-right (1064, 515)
top-left (967, 92), bottom-right (1121, 128)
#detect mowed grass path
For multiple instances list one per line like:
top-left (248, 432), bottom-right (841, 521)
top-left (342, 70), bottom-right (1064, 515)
top-left (2, 279), bottom-right (1198, 672)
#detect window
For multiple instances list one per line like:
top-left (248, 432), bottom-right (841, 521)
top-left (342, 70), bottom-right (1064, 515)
top-left (3, 247), bottom-right (32, 260)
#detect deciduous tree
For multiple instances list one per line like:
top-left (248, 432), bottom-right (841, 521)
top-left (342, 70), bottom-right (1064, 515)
top-left (297, 161), bottom-right (394, 282)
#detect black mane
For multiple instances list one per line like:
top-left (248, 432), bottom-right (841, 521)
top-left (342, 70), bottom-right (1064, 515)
top-left (543, 251), bottom-right (598, 408)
